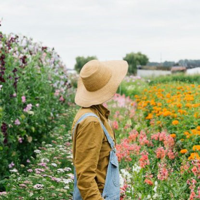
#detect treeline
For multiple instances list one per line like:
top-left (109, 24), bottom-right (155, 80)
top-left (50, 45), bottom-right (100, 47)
top-left (148, 59), bottom-right (200, 68)
top-left (75, 52), bottom-right (149, 75)
top-left (74, 54), bottom-right (200, 75)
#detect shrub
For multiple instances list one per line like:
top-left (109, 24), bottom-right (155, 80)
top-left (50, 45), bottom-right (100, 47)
top-left (0, 32), bottom-right (72, 185)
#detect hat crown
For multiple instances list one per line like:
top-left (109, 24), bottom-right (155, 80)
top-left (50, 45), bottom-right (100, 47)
top-left (80, 60), bottom-right (112, 92)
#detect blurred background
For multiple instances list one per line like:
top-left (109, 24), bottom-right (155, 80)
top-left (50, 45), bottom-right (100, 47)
top-left (1, 0), bottom-right (200, 75)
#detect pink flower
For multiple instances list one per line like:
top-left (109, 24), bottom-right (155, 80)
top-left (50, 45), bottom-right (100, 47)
top-left (15, 119), bottom-right (21, 125)
top-left (54, 89), bottom-right (60, 96)
top-left (27, 169), bottom-right (33, 172)
top-left (167, 149), bottom-right (175, 160)
top-left (36, 103), bottom-right (39, 107)
top-left (157, 164), bottom-right (169, 180)
top-left (128, 130), bottom-right (138, 142)
top-left (151, 133), bottom-right (160, 140)
top-left (23, 104), bottom-right (32, 112)
top-left (22, 96), bottom-right (26, 103)
top-left (144, 178), bottom-right (153, 185)
top-left (0, 191), bottom-right (7, 195)
top-left (59, 96), bottom-right (65, 102)
top-left (27, 159), bottom-right (30, 163)
top-left (139, 151), bottom-right (150, 168)
top-left (197, 188), bottom-right (200, 199)
top-left (139, 131), bottom-right (150, 146)
top-left (18, 137), bottom-right (23, 143)
top-left (38, 162), bottom-right (47, 167)
top-left (189, 190), bottom-right (196, 200)
top-left (156, 147), bottom-right (166, 159)
top-left (159, 131), bottom-right (167, 141)
top-left (114, 111), bottom-right (120, 119)
top-left (9, 162), bottom-right (15, 168)
top-left (163, 135), bottom-right (175, 149)
top-left (13, 93), bottom-right (17, 97)
top-left (112, 121), bottom-right (119, 130)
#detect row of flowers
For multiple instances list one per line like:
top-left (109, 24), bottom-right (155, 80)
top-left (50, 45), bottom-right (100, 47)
top-left (0, 125), bottom-right (75, 199)
top-left (106, 83), bottom-right (200, 199)
top-left (0, 30), bottom-right (73, 184)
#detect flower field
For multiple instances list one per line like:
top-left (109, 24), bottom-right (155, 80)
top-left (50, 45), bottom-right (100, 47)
top-left (1, 28), bottom-right (200, 200)
top-left (107, 81), bottom-right (200, 200)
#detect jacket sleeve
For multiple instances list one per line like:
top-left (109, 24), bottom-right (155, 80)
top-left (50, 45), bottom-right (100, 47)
top-left (74, 118), bottom-right (104, 200)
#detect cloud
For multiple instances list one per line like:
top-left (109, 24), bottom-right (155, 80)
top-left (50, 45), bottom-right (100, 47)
top-left (1, 0), bottom-right (200, 68)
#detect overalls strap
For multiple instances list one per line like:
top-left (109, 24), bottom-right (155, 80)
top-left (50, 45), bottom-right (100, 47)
top-left (72, 113), bottom-right (115, 150)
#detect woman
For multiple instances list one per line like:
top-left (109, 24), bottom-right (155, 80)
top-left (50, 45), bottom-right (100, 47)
top-left (72, 60), bottom-right (128, 200)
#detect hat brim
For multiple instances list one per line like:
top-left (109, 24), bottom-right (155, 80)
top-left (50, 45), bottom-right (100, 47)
top-left (75, 60), bottom-right (128, 107)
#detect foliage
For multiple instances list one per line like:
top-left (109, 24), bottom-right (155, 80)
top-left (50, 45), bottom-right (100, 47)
top-left (148, 74), bottom-right (200, 85)
top-left (123, 52), bottom-right (149, 75)
top-left (0, 32), bottom-right (73, 185)
top-left (117, 76), bottom-right (148, 98)
top-left (74, 56), bottom-right (97, 73)
top-left (1, 120), bottom-right (76, 200)
top-left (106, 83), bottom-right (200, 199)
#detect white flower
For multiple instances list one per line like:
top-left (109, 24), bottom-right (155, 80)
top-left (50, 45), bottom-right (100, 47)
top-left (0, 85), bottom-right (2, 90)
top-left (120, 169), bottom-right (131, 182)
top-left (64, 167), bottom-right (71, 172)
top-left (51, 163), bottom-right (57, 167)
top-left (64, 185), bottom-right (69, 189)
top-left (132, 164), bottom-right (141, 173)
top-left (153, 181), bottom-right (158, 192)
top-left (34, 150), bottom-right (41, 154)
top-left (67, 173), bottom-right (74, 179)
top-left (63, 178), bottom-right (72, 184)
top-left (41, 158), bottom-right (49, 163)
top-left (119, 173), bottom-right (124, 187)
top-left (27, 111), bottom-right (34, 115)
top-left (10, 168), bottom-right (18, 173)
top-left (45, 144), bottom-right (52, 148)
top-left (57, 168), bottom-right (64, 173)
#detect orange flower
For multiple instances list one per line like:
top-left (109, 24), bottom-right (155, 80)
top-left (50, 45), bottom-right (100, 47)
top-left (192, 145), bottom-right (200, 151)
top-left (163, 111), bottom-right (171, 117)
top-left (170, 134), bottom-right (176, 138)
top-left (184, 131), bottom-right (189, 135)
top-left (146, 113), bottom-right (153, 120)
top-left (180, 149), bottom-right (188, 154)
top-left (188, 153), bottom-right (200, 160)
top-left (172, 120), bottom-right (179, 125)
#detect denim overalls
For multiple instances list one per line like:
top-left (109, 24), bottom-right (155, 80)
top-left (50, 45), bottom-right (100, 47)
top-left (73, 113), bottom-right (120, 200)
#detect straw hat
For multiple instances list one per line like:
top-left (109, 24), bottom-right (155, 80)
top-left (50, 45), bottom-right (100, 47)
top-left (75, 60), bottom-right (128, 107)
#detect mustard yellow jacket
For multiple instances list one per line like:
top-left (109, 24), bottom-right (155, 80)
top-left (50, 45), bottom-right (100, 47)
top-left (72, 105), bottom-right (115, 200)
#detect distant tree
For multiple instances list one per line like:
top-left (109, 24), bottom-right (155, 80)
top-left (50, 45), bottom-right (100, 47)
top-left (163, 61), bottom-right (175, 67)
top-left (123, 52), bottom-right (149, 75)
top-left (74, 56), bottom-right (97, 73)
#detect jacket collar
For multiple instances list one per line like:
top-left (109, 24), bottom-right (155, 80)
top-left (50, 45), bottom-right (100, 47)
top-left (92, 104), bottom-right (110, 119)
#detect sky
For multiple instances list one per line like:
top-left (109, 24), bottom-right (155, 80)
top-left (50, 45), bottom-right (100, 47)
top-left (1, 0), bottom-right (200, 69)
